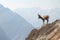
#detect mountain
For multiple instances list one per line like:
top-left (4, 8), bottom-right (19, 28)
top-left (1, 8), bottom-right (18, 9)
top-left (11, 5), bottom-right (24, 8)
top-left (49, 8), bottom-right (60, 22)
top-left (0, 4), bottom-right (34, 40)
top-left (26, 19), bottom-right (60, 40)
top-left (15, 8), bottom-right (43, 28)
top-left (0, 27), bottom-right (10, 40)
top-left (15, 8), bottom-right (60, 28)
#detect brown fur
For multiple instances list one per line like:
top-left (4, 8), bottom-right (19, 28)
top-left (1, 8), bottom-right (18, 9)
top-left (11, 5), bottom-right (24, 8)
top-left (38, 14), bottom-right (49, 24)
top-left (42, 15), bottom-right (49, 20)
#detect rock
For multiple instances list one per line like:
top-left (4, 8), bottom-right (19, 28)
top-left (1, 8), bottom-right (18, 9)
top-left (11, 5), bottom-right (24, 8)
top-left (26, 19), bottom-right (60, 40)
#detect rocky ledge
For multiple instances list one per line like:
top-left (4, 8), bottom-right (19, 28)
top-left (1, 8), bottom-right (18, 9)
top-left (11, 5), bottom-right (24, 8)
top-left (26, 19), bottom-right (60, 40)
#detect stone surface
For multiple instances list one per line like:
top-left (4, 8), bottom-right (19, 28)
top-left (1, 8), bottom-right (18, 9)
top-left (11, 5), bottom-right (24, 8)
top-left (26, 19), bottom-right (60, 40)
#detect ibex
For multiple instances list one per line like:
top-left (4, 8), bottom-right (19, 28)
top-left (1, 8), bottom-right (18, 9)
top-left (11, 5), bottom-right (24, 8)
top-left (38, 14), bottom-right (49, 24)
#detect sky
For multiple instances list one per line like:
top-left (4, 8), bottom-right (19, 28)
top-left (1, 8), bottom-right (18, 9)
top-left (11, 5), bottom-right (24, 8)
top-left (0, 0), bottom-right (60, 28)
top-left (0, 0), bottom-right (60, 11)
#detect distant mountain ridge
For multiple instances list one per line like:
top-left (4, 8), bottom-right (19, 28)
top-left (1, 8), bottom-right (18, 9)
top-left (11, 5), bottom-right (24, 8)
top-left (15, 8), bottom-right (43, 28)
top-left (0, 4), bottom-right (34, 40)
top-left (16, 8), bottom-right (60, 28)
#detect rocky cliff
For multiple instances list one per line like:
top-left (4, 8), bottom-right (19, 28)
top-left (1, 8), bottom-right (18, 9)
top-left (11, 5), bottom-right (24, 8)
top-left (26, 19), bottom-right (60, 40)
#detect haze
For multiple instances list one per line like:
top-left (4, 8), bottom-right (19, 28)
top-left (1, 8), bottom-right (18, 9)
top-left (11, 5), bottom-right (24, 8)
top-left (0, 0), bottom-right (60, 11)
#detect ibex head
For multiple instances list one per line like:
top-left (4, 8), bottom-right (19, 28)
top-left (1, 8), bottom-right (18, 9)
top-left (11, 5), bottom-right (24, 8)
top-left (38, 14), bottom-right (42, 19)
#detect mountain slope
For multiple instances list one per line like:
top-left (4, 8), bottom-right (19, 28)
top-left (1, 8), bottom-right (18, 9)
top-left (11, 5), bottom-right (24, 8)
top-left (0, 27), bottom-right (10, 40)
top-left (15, 8), bottom-right (42, 28)
top-left (26, 19), bottom-right (60, 40)
top-left (0, 4), bottom-right (33, 40)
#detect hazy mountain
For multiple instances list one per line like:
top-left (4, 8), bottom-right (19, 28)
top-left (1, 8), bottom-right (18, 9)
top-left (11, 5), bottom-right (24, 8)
top-left (43, 8), bottom-right (60, 23)
top-left (0, 27), bottom-right (10, 40)
top-left (0, 4), bottom-right (34, 40)
top-left (15, 8), bottom-right (60, 28)
top-left (15, 8), bottom-right (43, 28)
